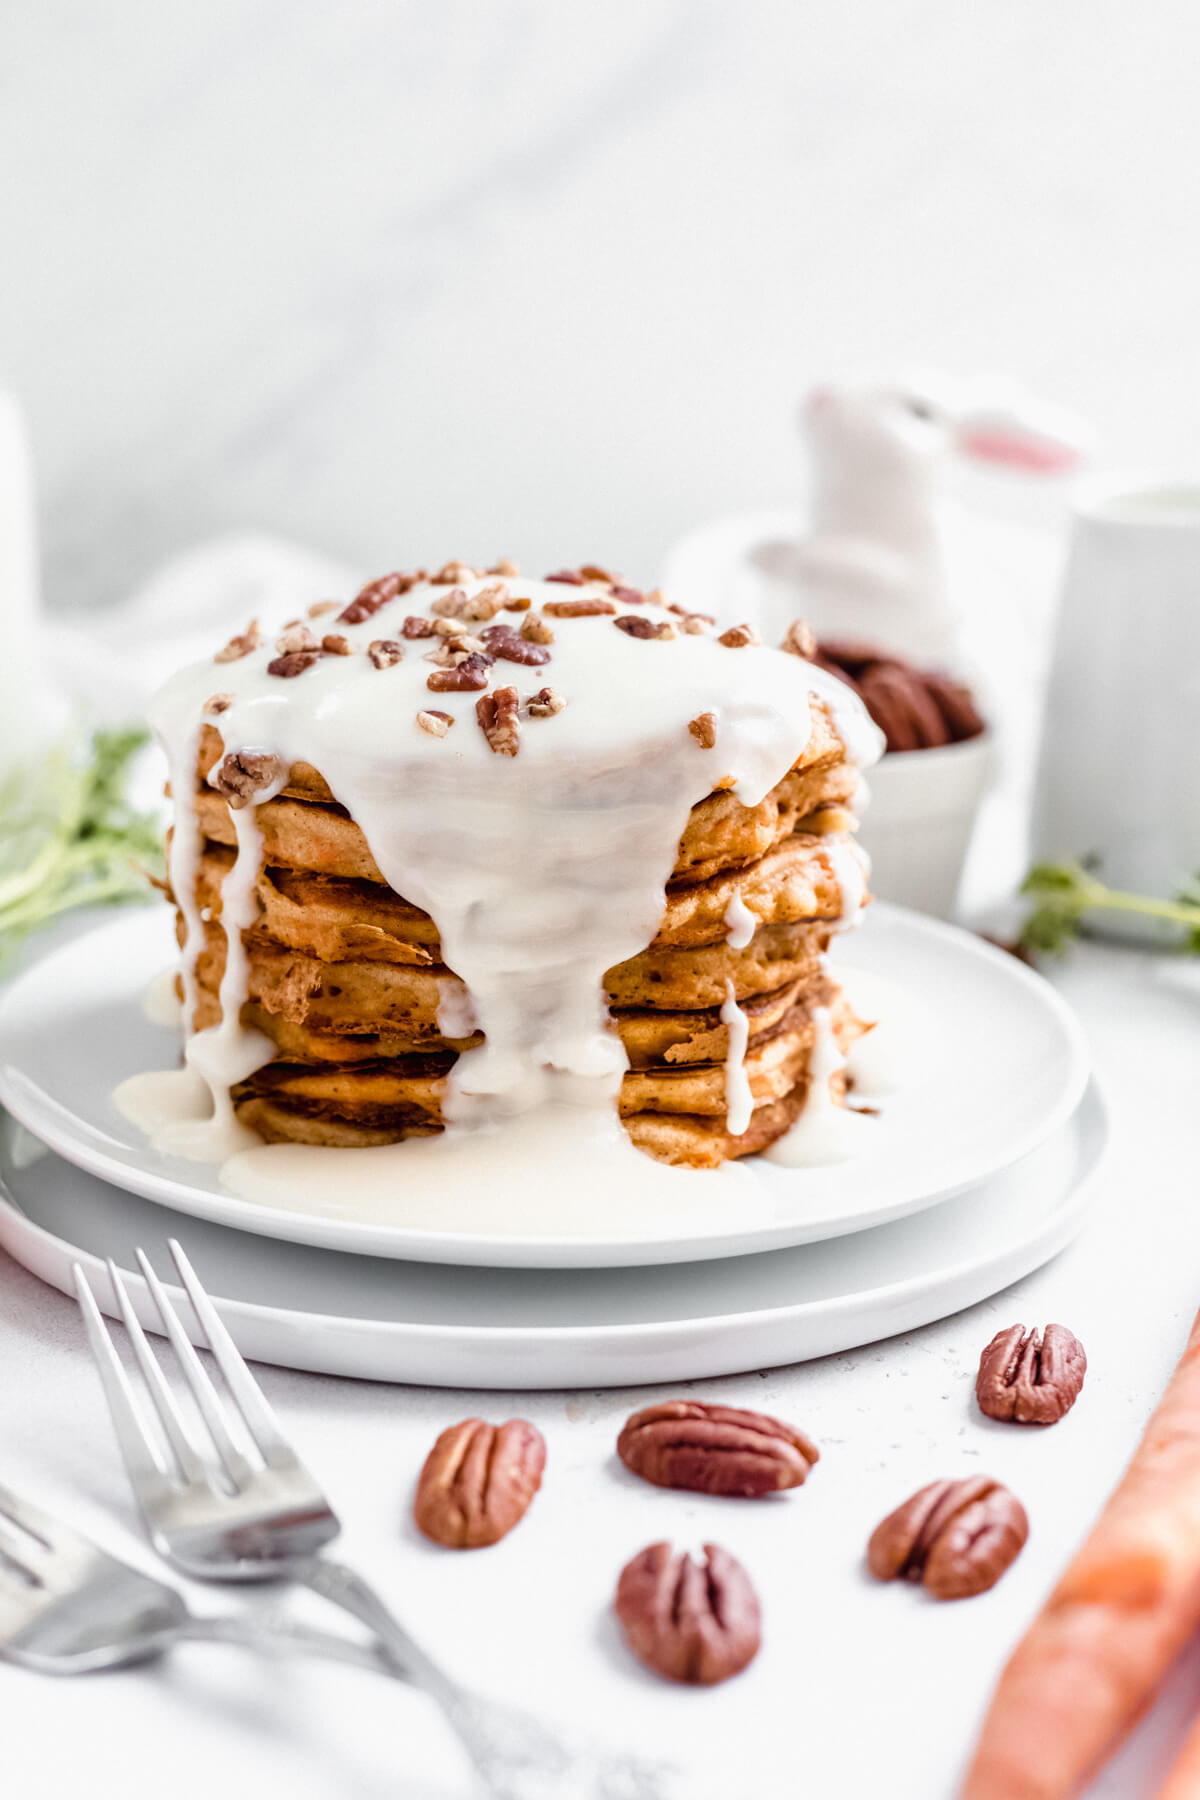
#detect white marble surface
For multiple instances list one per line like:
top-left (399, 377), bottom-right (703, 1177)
top-left (5, 0), bottom-right (1200, 615)
top-left (0, 932), bottom-right (1197, 1799)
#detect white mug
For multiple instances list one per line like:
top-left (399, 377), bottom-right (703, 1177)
top-left (1033, 477), bottom-right (1200, 926)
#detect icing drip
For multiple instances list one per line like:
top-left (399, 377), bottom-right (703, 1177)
top-left (719, 979), bottom-right (753, 1137)
top-left (824, 837), bottom-right (869, 933)
top-left (762, 1006), bottom-right (871, 1167)
top-left (723, 887), bottom-right (756, 949)
top-left (138, 574), bottom-right (883, 1184)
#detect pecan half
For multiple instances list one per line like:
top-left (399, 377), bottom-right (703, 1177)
top-left (367, 639), bottom-right (405, 669)
top-left (212, 750), bottom-right (285, 809)
top-left (214, 619), bottom-right (263, 663)
top-left (544, 597), bottom-right (617, 618)
top-left (321, 633), bottom-right (352, 656)
top-left (976, 1323), bottom-right (1087, 1426)
top-left (718, 623), bottom-right (761, 648)
top-left (416, 709), bottom-right (454, 737)
top-left (782, 617), bottom-right (817, 660)
top-left (614, 614), bottom-right (676, 640)
top-left (688, 711), bottom-right (718, 749)
top-left (615, 1542), bottom-right (761, 1685)
top-left (401, 615), bottom-right (437, 638)
top-left (527, 686), bottom-right (565, 717)
top-left (476, 685), bottom-right (520, 755)
top-left (413, 1418), bottom-right (545, 1548)
top-left (426, 653), bottom-right (492, 692)
top-left (481, 623), bottom-right (551, 666)
top-left (867, 1476), bottom-right (1028, 1600)
top-left (267, 649), bottom-right (321, 678)
top-left (338, 570), bottom-right (420, 624)
top-left (618, 1400), bottom-right (818, 1497)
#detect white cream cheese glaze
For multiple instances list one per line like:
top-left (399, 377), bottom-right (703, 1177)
top-left (723, 886), bottom-right (757, 949)
top-left (719, 978), bottom-right (753, 1137)
top-left (134, 569), bottom-right (883, 1204)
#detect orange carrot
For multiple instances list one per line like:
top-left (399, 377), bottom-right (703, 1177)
top-left (1158, 1712), bottom-right (1200, 1800)
top-left (962, 1305), bottom-right (1200, 1800)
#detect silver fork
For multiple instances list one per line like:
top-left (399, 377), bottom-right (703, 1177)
top-left (74, 1241), bottom-right (673, 1800)
top-left (0, 1481), bottom-right (387, 1676)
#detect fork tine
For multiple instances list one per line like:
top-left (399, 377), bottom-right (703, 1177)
top-left (73, 1263), bottom-right (173, 1499)
top-left (0, 1484), bottom-right (55, 1552)
top-left (167, 1239), bottom-right (294, 1470)
top-left (0, 1499), bottom-right (50, 1581)
top-left (134, 1249), bottom-right (255, 1489)
top-left (105, 1260), bottom-right (210, 1488)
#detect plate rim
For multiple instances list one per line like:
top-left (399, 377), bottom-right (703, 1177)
top-left (0, 1081), bottom-right (1107, 1349)
top-left (0, 904), bottom-right (1092, 1269)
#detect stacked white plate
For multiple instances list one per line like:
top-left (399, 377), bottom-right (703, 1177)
top-left (0, 905), bottom-right (1102, 1388)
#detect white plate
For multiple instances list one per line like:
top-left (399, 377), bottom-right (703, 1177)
top-left (0, 905), bottom-right (1090, 1268)
top-left (0, 1084), bottom-right (1106, 1387)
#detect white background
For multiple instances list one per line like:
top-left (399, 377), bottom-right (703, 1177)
top-left (4, 0), bottom-right (1200, 612)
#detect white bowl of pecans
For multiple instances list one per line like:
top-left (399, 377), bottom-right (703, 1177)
top-left (808, 639), bottom-right (993, 920)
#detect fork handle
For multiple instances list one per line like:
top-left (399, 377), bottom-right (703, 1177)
top-left (180, 1608), bottom-right (393, 1677)
top-left (291, 1557), bottom-right (461, 1705)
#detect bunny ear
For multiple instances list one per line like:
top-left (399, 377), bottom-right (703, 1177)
top-left (957, 422), bottom-right (1086, 474)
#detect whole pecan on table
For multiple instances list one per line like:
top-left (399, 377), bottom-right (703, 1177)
top-left (413, 1418), bottom-right (546, 1549)
top-left (868, 1476), bottom-right (1029, 1600)
top-left (614, 1541), bottom-right (761, 1686)
top-left (975, 1323), bottom-right (1087, 1426)
top-left (617, 1400), bottom-right (819, 1497)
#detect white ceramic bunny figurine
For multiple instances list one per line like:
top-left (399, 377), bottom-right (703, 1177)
top-left (751, 375), bottom-right (1090, 660)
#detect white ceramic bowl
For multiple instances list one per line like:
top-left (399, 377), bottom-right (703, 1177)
top-left (857, 730), bottom-right (994, 919)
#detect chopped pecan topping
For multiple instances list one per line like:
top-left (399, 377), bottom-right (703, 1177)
top-left (212, 750), bottom-right (285, 809)
top-left (681, 614), bottom-right (710, 635)
top-left (416, 709), bottom-right (455, 737)
top-left (214, 619), bottom-right (263, 663)
top-left (476, 685), bottom-right (521, 755)
top-left (578, 562), bottom-right (615, 582)
top-left (689, 711), bottom-right (718, 749)
top-left (868, 1477), bottom-right (1029, 1600)
top-left (414, 1418), bottom-right (545, 1548)
top-left (976, 1324), bottom-right (1087, 1425)
top-left (462, 582), bottom-right (507, 620)
top-left (425, 636), bottom-right (492, 669)
top-left (614, 614), bottom-right (677, 640)
top-left (610, 583), bottom-right (645, 605)
top-left (426, 653), bottom-right (492, 693)
top-left (321, 633), bottom-right (352, 656)
top-left (713, 774), bottom-right (737, 791)
top-left (338, 570), bottom-right (421, 624)
top-left (782, 617), bottom-right (817, 660)
top-left (432, 615), bottom-right (465, 637)
top-left (718, 623), bottom-right (761, 648)
top-left (544, 569), bottom-right (586, 585)
top-left (275, 622), bottom-right (320, 656)
top-left (430, 560), bottom-right (477, 585)
top-left (544, 596), bottom-right (618, 618)
top-left (307, 599), bottom-right (339, 619)
top-left (615, 1542), bottom-right (761, 1686)
top-left (401, 615), bottom-right (437, 638)
top-left (521, 612), bottom-right (555, 644)
top-left (267, 649), bottom-right (321, 678)
top-left (646, 588), bottom-right (667, 606)
top-left (488, 558), bottom-right (519, 577)
top-left (367, 639), bottom-right (405, 669)
top-left (501, 593), bottom-right (531, 612)
top-left (203, 693), bottom-right (233, 715)
top-left (430, 588), bottom-right (469, 619)
top-left (527, 686), bottom-right (565, 717)
top-left (618, 1399), bottom-right (817, 1496)
top-left (481, 623), bottom-right (551, 666)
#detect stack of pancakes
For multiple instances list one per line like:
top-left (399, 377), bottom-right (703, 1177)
top-left (182, 701), bottom-right (868, 1168)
